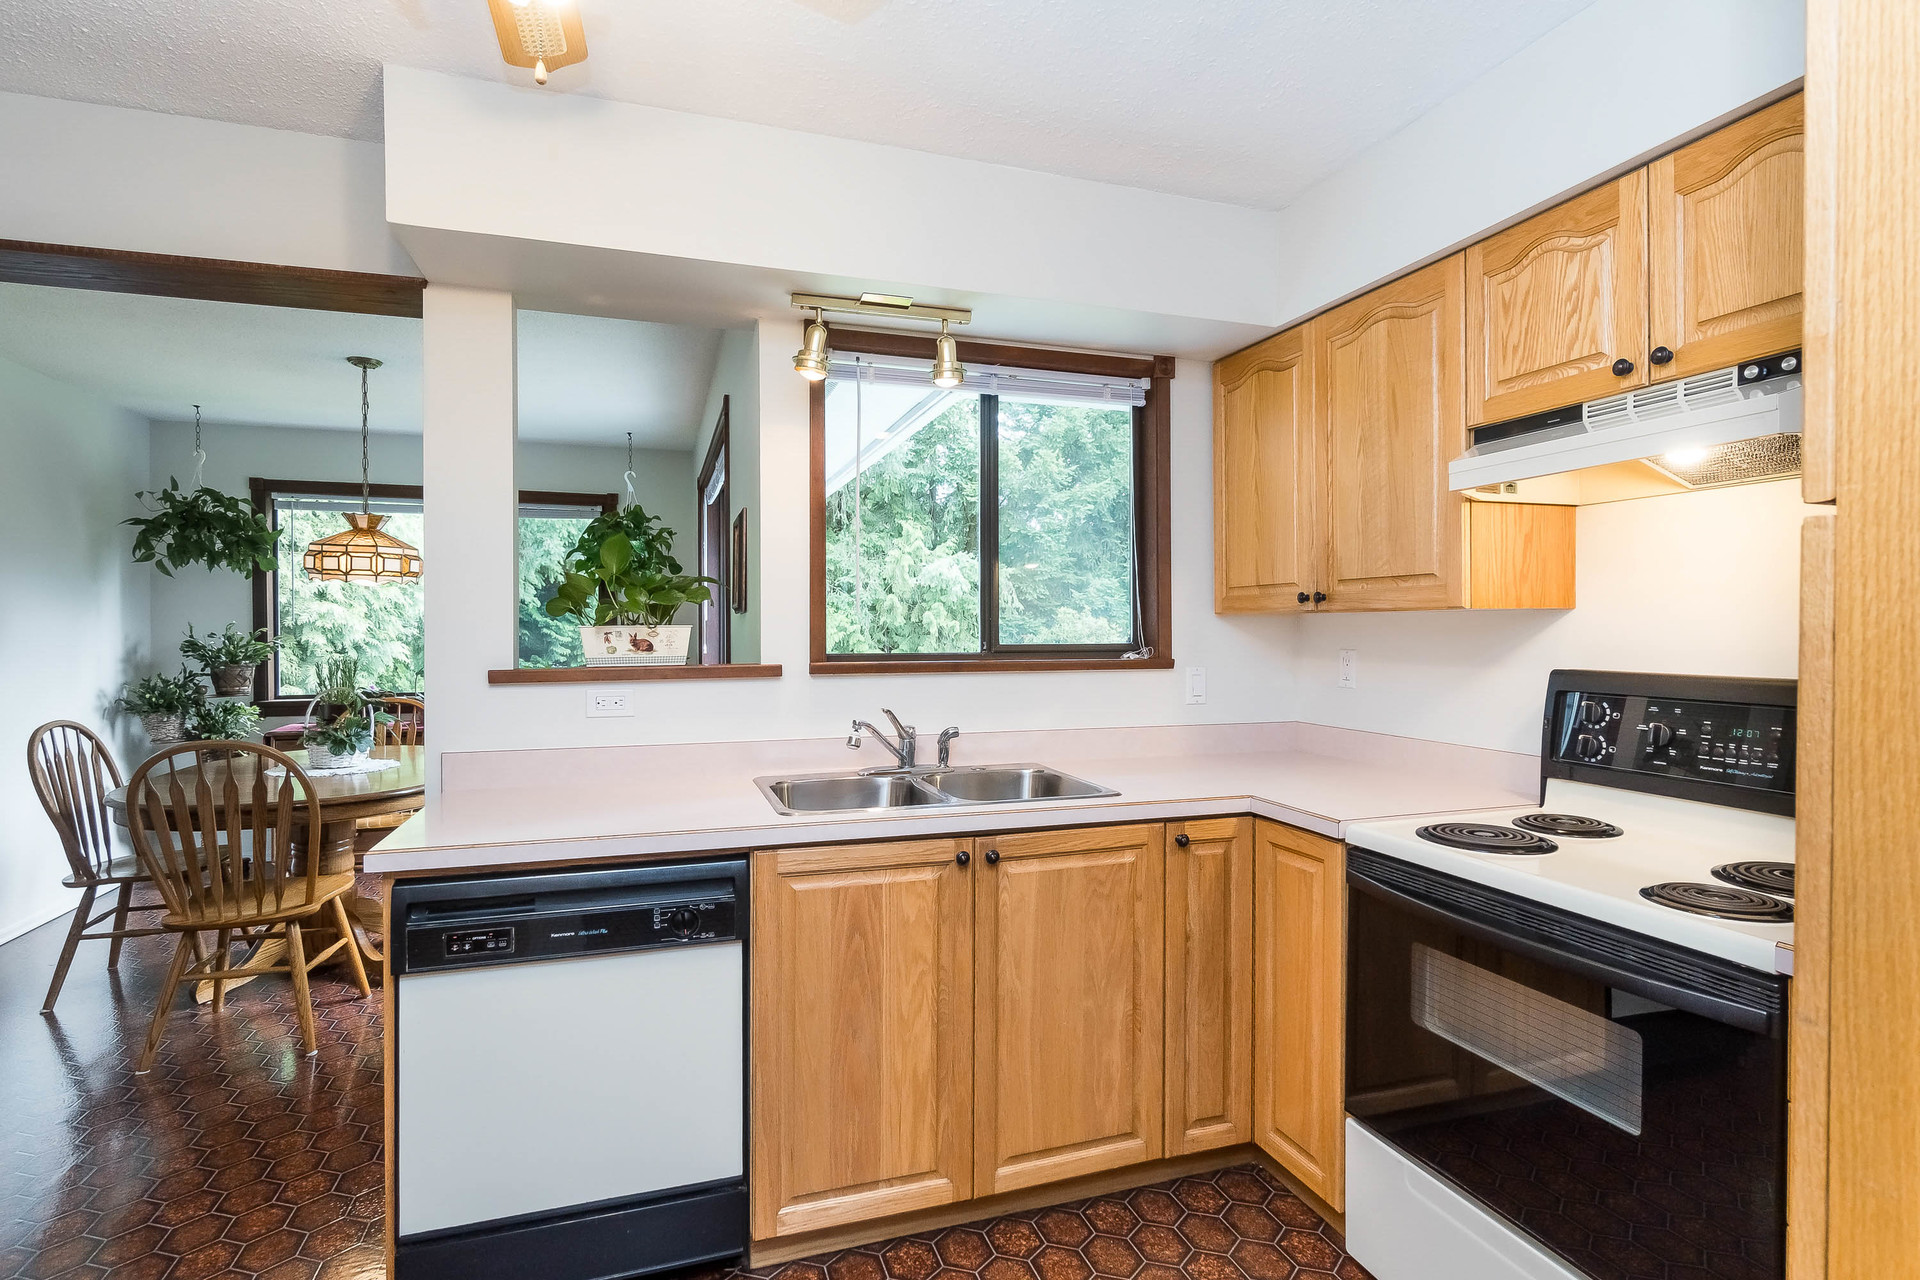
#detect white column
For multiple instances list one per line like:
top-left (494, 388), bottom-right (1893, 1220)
top-left (421, 285), bottom-right (516, 788)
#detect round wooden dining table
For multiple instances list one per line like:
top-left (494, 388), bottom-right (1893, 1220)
top-left (106, 745), bottom-right (426, 980)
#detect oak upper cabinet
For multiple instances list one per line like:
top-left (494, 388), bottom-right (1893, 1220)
top-left (1648, 92), bottom-right (1805, 381)
top-left (750, 838), bottom-right (974, 1239)
top-left (973, 823), bottom-right (1164, 1196)
top-left (1252, 819), bottom-right (1345, 1210)
top-left (1164, 817), bottom-right (1253, 1155)
top-left (1215, 326), bottom-right (1316, 612)
top-left (1313, 253), bottom-right (1472, 612)
top-left (1466, 172), bottom-right (1650, 425)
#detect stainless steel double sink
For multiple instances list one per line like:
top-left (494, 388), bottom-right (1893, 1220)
top-left (755, 764), bottom-right (1117, 815)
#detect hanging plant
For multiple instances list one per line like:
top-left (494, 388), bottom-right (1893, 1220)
top-left (126, 478), bottom-right (279, 577)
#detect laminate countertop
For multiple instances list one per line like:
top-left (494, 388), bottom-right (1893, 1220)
top-left (364, 722), bottom-right (1539, 877)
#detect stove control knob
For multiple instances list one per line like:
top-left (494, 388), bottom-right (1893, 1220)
top-left (1646, 722), bottom-right (1674, 751)
top-left (665, 907), bottom-right (700, 938)
top-left (1576, 699), bottom-right (1607, 726)
top-left (1575, 733), bottom-right (1606, 761)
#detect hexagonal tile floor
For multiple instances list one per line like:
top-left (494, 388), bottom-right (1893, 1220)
top-left (713, 1165), bottom-right (1371, 1280)
top-left (2, 889), bottom-right (385, 1280)
top-left (4, 896), bottom-right (1370, 1280)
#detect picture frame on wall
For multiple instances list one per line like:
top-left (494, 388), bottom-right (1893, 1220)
top-left (730, 510), bottom-right (748, 613)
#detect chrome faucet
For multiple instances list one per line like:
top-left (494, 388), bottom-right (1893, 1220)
top-left (849, 709), bottom-right (917, 771)
top-left (937, 726), bottom-right (961, 768)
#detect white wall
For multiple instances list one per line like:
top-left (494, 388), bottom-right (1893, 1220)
top-left (381, 65), bottom-right (1280, 331)
top-left (0, 90), bottom-right (416, 277)
top-left (145, 419), bottom-right (690, 675)
top-left (1267, 0), bottom-right (1807, 326)
top-left (695, 329), bottom-right (761, 664)
top-left (1289, 482), bottom-right (1817, 755)
top-left (0, 355), bottom-right (150, 943)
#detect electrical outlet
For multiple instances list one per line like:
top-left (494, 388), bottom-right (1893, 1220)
top-left (1185, 667), bottom-right (1208, 705)
top-left (586, 691), bottom-right (633, 718)
top-left (1338, 649), bottom-right (1358, 689)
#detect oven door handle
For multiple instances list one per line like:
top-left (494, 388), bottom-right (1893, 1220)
top-left (1347, 866), bottom-right (1782, 1036)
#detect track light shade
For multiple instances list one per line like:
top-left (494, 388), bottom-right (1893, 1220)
top-left (793, 316), bottom-right (831, 381)
top-left (931, 320), bottom-right (965, 389)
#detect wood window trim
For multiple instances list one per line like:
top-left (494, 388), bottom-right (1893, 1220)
top-left (249, 478), bottom-right (617, 713)
top-left (809, 328), bottom-right (1174, 675)
top-left (0, 239), bottom-right (427, 318)
top-left (696, 397), bottom-right (732, 664)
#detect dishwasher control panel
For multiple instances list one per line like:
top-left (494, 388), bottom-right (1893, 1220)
top-left (397, 867), bottom-right (743, 975)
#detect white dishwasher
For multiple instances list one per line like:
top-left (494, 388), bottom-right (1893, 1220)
top-left (390, 858), bottom-right (748, 1280)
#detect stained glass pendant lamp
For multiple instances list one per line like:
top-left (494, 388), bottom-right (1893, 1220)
top-left (303, 357), bottom-right (423, 583)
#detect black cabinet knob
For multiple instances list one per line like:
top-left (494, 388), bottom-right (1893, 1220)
top-left (956, 850), bottom-right (970, 867)
top-left (1296, 591), bottom-right (1310, 604)
top-left (1649, 346), bottom-right (1675, 365)
top-left (1174, 833), bottom-right (1190, 847)
top-left (985, 848), bottom-right (1000, 865)
top-left (1312, 591), bottom-right (1327, 603)
top-left (1611, 357), bottom-right (1636, 376)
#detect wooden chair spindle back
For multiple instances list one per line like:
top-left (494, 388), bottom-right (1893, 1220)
top-left (26, 721), bottom-right (126, 883)
top-left (127, 742), bottom-right (323, 925)
top-left (373, 697), bottom-right (425, 748)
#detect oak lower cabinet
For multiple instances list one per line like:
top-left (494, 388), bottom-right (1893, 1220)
top-left (749, 838), bottom-right (974, 1239)
top-left (1251, 819), bottom-right (1346, 1210)
top-left (973, 823), bottom-right (1166, 1196)
top-left (1164, 817), bottom-right (1253, 1154)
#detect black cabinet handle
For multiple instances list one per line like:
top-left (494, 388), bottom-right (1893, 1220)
top-left (1649, 346), bottom-right (1674, 365)
top-left (1174, 833), bottom-right (1190, 847)
top-left (1611, 357), bottom-right (1636, 376)
top-left (1312, 591), bottom-right (1327, 604)
top-left (1296, 591), bottom-right (1310, 604)
top-left (985, 848), bottom-right (1000, 865)
top-left (956, 850), bottom-right (970, 867)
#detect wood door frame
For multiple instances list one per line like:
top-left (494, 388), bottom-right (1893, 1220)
top-left (696, 397), bottom-right (731, 664)
top-left (0, 239), bottom-right (426, 317)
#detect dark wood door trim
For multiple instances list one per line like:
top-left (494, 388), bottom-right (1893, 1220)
top-left (0, 239), bottom-right (427, 318)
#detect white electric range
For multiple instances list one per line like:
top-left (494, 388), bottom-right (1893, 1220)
top-left (1340, 669), bottom-right (1797, 1280)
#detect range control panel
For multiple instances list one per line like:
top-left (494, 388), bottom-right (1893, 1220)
top-left (1549, 690), bottom-right (1795, 794)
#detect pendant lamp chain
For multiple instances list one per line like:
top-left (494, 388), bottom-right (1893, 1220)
top-left (359, 361), bottom-right (372, 515)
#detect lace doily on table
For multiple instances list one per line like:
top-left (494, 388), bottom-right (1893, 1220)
top-left (268, 756), bottom-right (404, 779)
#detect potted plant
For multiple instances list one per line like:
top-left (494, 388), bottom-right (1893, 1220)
top-left (126, 478), bottom-right (279, 577)
top-left (300, 658), bottom-right (390, 768)
top-left (542, 504), bottom-right (716, 666)
top-left (180, 623), bottom-right (278, 697)
top-left (184, 699), bottom-right (261, 755)
top-left (116, 670), bottom-right (207, 745)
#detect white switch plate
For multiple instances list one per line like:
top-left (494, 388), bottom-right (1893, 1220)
top-left (1186, 667), bottom-right (1208, 705)
top-left (586, 691), bottom-right (633, 718)
top-left (1338, 649), bottom-right (1358, 689)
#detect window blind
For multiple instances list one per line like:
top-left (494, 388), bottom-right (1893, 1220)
top-left (825, 356), bottom-right (1148, 407)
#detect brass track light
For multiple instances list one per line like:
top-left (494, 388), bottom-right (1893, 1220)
top-left (793, 310), bottom-right (831, 382)
top-left (931, 319), bottom-right (965, 389)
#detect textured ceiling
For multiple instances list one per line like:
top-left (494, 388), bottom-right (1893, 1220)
top-left (0, 0), bottom-right (1597, 209)
top-left (0, 284), bottom-right (725, 448)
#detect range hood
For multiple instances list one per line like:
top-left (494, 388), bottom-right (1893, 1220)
top-left (1450, 351), bottom-right (1803, 505)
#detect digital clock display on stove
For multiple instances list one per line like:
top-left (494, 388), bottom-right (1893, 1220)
top-left (1550, 691), bottom-right (1795, 793)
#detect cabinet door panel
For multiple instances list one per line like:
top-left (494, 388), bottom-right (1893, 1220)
top-left (751, 840), bottom-right (973, 1238)
top-left (975, 824), bottom-right (1164, 1196)
top-left (1314, 254), bottom-right (1469, 611)
top-left (1649, 93), bottom-right (1804, 381)
top-left (1253, 820), bottom-right (1345, 1210)
top-left (1166, 817), bottom-right (1253, 1154)
top-left (1466, 172), bottom-right (1648, 425)
top-left (1215, 328), bottom-right (1316, 612)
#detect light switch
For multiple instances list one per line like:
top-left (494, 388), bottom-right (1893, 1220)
top-left (1186, 667), bottom-right (1208, 705)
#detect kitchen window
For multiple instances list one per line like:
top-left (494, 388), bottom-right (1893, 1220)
top-left (250, 480), bottom-right (613, 711)
top-left (810, 330), bottom-right (1172, 674)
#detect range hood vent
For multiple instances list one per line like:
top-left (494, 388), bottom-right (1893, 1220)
top-left (1451, 351), bottom-right (1804, 505)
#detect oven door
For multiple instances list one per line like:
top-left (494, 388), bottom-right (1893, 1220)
top-left (1344, 848), bottom-right (1787, 1280)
